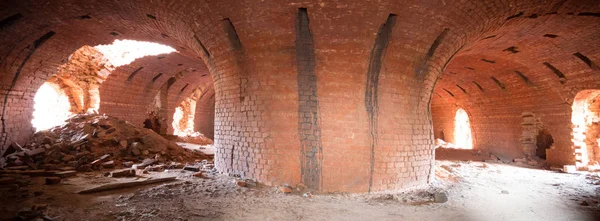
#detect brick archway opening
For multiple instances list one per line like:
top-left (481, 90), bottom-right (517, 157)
top-left (31, 82), bottom-right (73, 131)
top-left (30, 40), bottom-right (177, 131)
top-left (572, 90), bottom-right (600, 168)
top-left (454, 108), bottom-right (473, 149)
top-left (173, 97), bottom-right (196, 136)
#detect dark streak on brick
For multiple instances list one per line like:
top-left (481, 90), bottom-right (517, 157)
top-left (194, 34), bottom-right (211, 58)
top-left (481, 58), bottom-right (496, 64)
top-left (456, 84), bottom-right (467, 94)
top-left (152, 73), bottom-right (163, 82)
top-left (578, 12), bottom-right (600, 17)
top-left (443, 88), bottom-right (454, 97)
top-left (166, 77), bottom-right (177, 90)
top-left (221, 18), bottom-right (247, 103)
top-left (491, 76), bottom-right (506, 89)
top-left (296, 8), bottom-right (323, 190)
top-left (543, 34), bottom-right (559, 38)
top-left (573, 52), bottom-right (600, 71)
top-left (222, 18), bottom-right (242, 50)
top-left (506, 12), bottom-right (524, 20)
top-left (180, 84), bottom-right (189, 93)
top-left (0, 13), bottom-right (23, 32)
top-left (365, 14), bottom-right (396, 192)
top-left (482, 35), bottom-right (496, 40)
top-left (78, 15), bottom-right (92, 20)
top-left (465, 67), bottom-right (475, 70)
top-left (146, 13), bottom-right (157, 20)
top-left (543, 62), bottom-right (567, 84)
top-left (503, 46), bottom-right (519, 54)
top-left (127, 67), bottom-right (144, 81)
top-left (473, 81), bottom-right (484, 92)
top-left (416, 28), bottom-right (449, 77)
top-left (1, 31), bottom-right (55, 147)
top-left (515, 70), bottom-right (534, 86)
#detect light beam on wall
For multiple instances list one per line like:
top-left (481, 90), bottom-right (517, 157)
top-left (94, 39), bottom-right (176, 67)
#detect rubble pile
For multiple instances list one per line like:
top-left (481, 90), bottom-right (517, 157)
top-left (170, 132), bottom-right (213, 145)
top-left (1, 114), bottom-right (210, 172)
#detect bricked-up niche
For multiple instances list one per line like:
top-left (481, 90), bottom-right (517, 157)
top-left (31, 82), bottom-right (72, 131)
top-left (571, 90), bottom-right (600, 168)
top-left (454, 108), bottom-right (473, 149)
top-left (520, 112), bottom-right (545, 157)
top-left (365, 14), bottom-right (396, 192)
top-left (295, 8), bottom-right (323, 190)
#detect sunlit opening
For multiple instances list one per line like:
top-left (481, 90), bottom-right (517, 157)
top-left (173, 98), bottom-right (196, 136)
top-left (95, 39), bottom-right (176, 67)
top-left (454, 108), bottom-right (473, 149)
top-left (571, 90), bottom-right (600, 167)
top-left (32, 82), bottom-right (73, 131)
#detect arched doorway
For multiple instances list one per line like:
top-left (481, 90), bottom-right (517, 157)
top-left (535, 129), bottom-right (554, 159)
top-left (31, 82), bottom-right (73, 131)
top-left (454, 108), bottom-right (473, 149)
top-left (572, 90), bottom-right (600, 167)
top-left (30, 40), bottom-right (176, 131)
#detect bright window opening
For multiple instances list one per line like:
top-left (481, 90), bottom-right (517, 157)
top-left (32, 82), bottom-right (73, 131)
top-left (454, 108), bottom-right (473, 149)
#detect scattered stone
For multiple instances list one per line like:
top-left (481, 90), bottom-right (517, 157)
top-left (236, 180), bottom-right (247, 187)
top-left (434, 192), bottom-right (448, 203)
top-left (58, 167), bottom-right (76, 171)
top-left (77, 164), bottom-right (92, 172)
top-left (183, 165), bottom-right (201, 172)
top-left (119, 140), bottom-right (128, 148)
top-left (132, 158), bottom-right (157, 169)
top-left (581, 200), bottom-right (590, 206)
top-left (25, 148), bottom-right (46, 157)
top-left (193, 172), bottom-right (205, 178)
top-left (122, 161), bottom-right (134, 168)
top-left (102, 160), bottom-right (115, 168)
top-left (45, 177), bottom-right (61, 185)
top-left (501, 190), bottom-right (509, 194)
top-left (245, 179), bottom-right (257, 187)
top-left (5, 165), bottom-right (29, 170)
top-left (31, 204), bottom-right (48, 211)
top-left (110, 168), bottom-right (136, 178)
top-left (278, 186), bottom-right (292, 193)
top-left (54, 170), bottom-right (77, 178)
top-left (0, 177), bottom-right (16, 185)
top-left (61, 155), bottom-right (75, 162)
top-left (563, 165), bottom-right (577, 173)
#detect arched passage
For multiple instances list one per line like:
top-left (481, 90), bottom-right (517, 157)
top-left (31, 82), bottom-right (72, 131)
top-left (454, 108), bottom-right (473, 149)
top-left (571, 90), bottom-right (600, 167)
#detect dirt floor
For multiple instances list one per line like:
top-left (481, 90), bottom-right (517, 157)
top-left (2, 150), bottom-right (600, 220)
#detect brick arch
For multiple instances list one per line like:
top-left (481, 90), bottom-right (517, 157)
top-left (432, 5), bottom-right (600, 166)
top-left (2, 0), bottom-right (598, 193)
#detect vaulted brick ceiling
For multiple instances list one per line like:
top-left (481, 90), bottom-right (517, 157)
top-left (1, 0), bottom-right (599, 193)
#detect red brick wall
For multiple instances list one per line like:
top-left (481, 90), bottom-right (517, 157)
top-left (432, 12), bottom-right (600, 166)
top-left (2, 0), bottom-right (599, 192)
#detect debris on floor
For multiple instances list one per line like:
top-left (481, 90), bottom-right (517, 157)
top-left (1, 114), bottom-right (210, 173)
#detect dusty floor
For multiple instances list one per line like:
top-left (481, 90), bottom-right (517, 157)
top-left (2, 159), bottom-right (600, 220)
